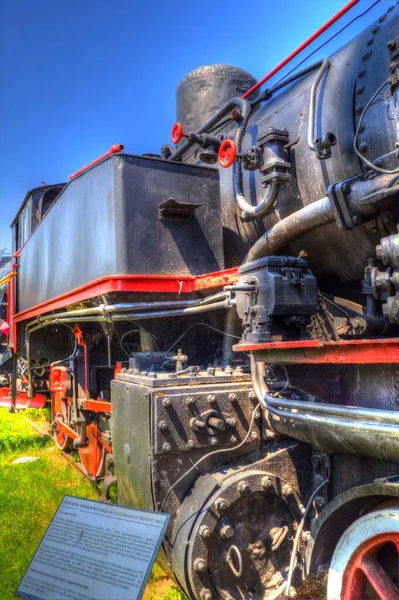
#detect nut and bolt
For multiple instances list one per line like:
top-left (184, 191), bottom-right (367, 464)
top-left (162, 397), bottom-right (171, 408)
top-left (226, 417), bottom-right (238, 427)
top-left (219, 524), bottom-right (234, 539)
top-left (200, 590), bottom-right (212, 600)
top-left (206, 367), bottom-right (215, 376)
top-left (314, 495), bottom-right (326, 511)
top-left (250, 431), bottom-right (259, 441)
top-left (387, 40), bottom-right (397, 51)
top-left (238, 480), bottom-right (250, 494)
top-left (215, 498), bottom-right (229, 512)
top-left (186, 396), bottom-right (195, 406)
top-left (282, 484), bottom-right (293, 497)
top-left (249, 392), bottom-right (258, 401)
top-left (228, 393), bottom-right (237, 402)
top-left (210, 437), bottom-right (218, 446)
top-left (194, 558), bottom-right (207, 573)
top-left (140, 371), bottom-right (148, 377)
top-left (159, 421), bottom-right (168, 431)
top-left (254, 411), bottom-right (261, 420)
top-left (230, 436), bottom-right (238, 444)
top-left (162, 442), bottom-right (172, 453)
top-left (199, 525), bottom-right (211, 540)
top-left (359, 141), bottom-right (368, 153)
top-left (234, 366), bottom-right (244, 375)
top-left (186, 440), bottom-right (195, 450)
top-left (207, 394), bottom-right (217, 404)
top-left (262, 477), bottom-right (274, 489)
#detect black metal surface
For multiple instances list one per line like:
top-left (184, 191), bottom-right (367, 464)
top-left (235, 256), bottom-right (318, 342)
top-left (171, 440), bottom-right (313, 600)
top-left (17, 154), bottom-right (223, 312)
top-left (176, 65), bottom-right (258, 134)
top-left (181, 6), bottom-right (399, 291)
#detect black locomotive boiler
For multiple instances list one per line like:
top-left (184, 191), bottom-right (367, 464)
top-left (4, 1), bottom-right (399, 598)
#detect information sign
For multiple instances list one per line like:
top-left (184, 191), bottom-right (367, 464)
top-left (16, 495), bottom-right (170, 600)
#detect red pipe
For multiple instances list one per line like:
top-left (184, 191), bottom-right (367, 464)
top-left (69, 144), bottom-right (124, 180)
top-left (242, 0), bottom-right (361, 99)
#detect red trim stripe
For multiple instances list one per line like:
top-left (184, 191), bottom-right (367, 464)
top-left (14, 268), bottom-right (239, 322)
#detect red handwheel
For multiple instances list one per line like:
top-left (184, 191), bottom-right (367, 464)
top-left (218, 139), bottom-right (237, 168)
top-left (171, 122), bottom-right (185, 144)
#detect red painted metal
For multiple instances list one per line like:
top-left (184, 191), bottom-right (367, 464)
top-left (242, 0), bottom-right (361, 99)
top-left (69, 144), bottom-right (124, 180)
top-left (235, 338), bottom-right (399, 364)
top-left (171, 122), bottom-right (185, 144)
top-left (57, 420), bottom-right (79, 440)
top-left (218, 139), bottom-right (237, 168)
top-left (342, 532), bottom-right (399, 599)
top-left (72, 325), bottom-right (89, 395)
top-left (0, 387), bottom-right (46, 409)
top-left (78, 421), bottom-right (105, 480)
top-left (13, 268), bottom-right (239, 322)
top-left (82, 399), bottom-right (112, 413)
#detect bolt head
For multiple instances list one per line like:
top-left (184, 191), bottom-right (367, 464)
top-left (207, 394), bottom-right (217, 404)
top-left (210, 437), bottom-right (218, 446)
top-left (359, 141), bottom-right (368, 153)
top-left (238, 481), bottom-right (250, 494)
top-left (249, 391), bottom-right (257, 401)
top-left (186, 396), bottom-right (195, 406)
top-left (159, 421), bottom-right (168, 431)
top-left (216, 498), bottom-right (229, 512)
top-left (282, 484), bottom-right (293, 496)
top-left (162, 442), bottom-right (172, 453)
top-left (219, 524), bottom-right (234, 539)
top-left (230, 436), bottom-right (238, 444)
top-left (250, 431), bottom-right (259, 441)
top-left (200, 590), bottom-right (212, 600)
top-left (199, 525), bottom-right (211, 540)
top-left (228, 393), bottom-right (237, 402)
top-left (314, 495), bottom-right (326, 511)
top-left (262, 476), bottom-right (273, 489)
top-left (162, 397), bottom-right (171, 408)
top-left (194, 558), bottom-right (207, 573)
top-left (186, 440), bottom-right (195, 450)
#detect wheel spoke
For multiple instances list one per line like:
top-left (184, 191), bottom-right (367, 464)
top-left (360, 554), bottom-right (399, 600)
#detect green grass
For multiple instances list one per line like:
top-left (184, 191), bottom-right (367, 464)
top-left (0, 407), bottom-right (187, 600)
top-left (0, 407), bottom-right (99, 600)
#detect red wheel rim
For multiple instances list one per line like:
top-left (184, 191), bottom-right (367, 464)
top-left (51, 393), bottom-right (72, 450)
top-left (342, 532), bottom-right (399, 599)
top-left (171, 122), bottom-right (185, 144)
top-left (78, 421), bottom-right (105, 480)
top-left (218, 139), bottom-right (237, 168)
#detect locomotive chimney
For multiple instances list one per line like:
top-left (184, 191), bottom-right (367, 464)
top-left (176, 64), bottom-right (258, 134)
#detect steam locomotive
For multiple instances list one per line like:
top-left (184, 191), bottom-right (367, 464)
top-left (3, 1), bottom-right (399, 598)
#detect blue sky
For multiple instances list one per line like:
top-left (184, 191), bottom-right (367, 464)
top-left (0, 0), bottom-right (389, 250)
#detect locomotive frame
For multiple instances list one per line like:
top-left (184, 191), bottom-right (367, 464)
top-left (2, 1), bottom-right (399, 598)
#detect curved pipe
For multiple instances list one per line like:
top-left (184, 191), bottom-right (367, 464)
top-left (307, 59), bottom-right (330, 151)
top-left (245, 196), bottom-right (334, 263)
top-left (233, 170), bottom-right (280, 218)
top-left (266, 402), bottom-right (398, 436)
top-left (267, 396), bottom-right (399, 425)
